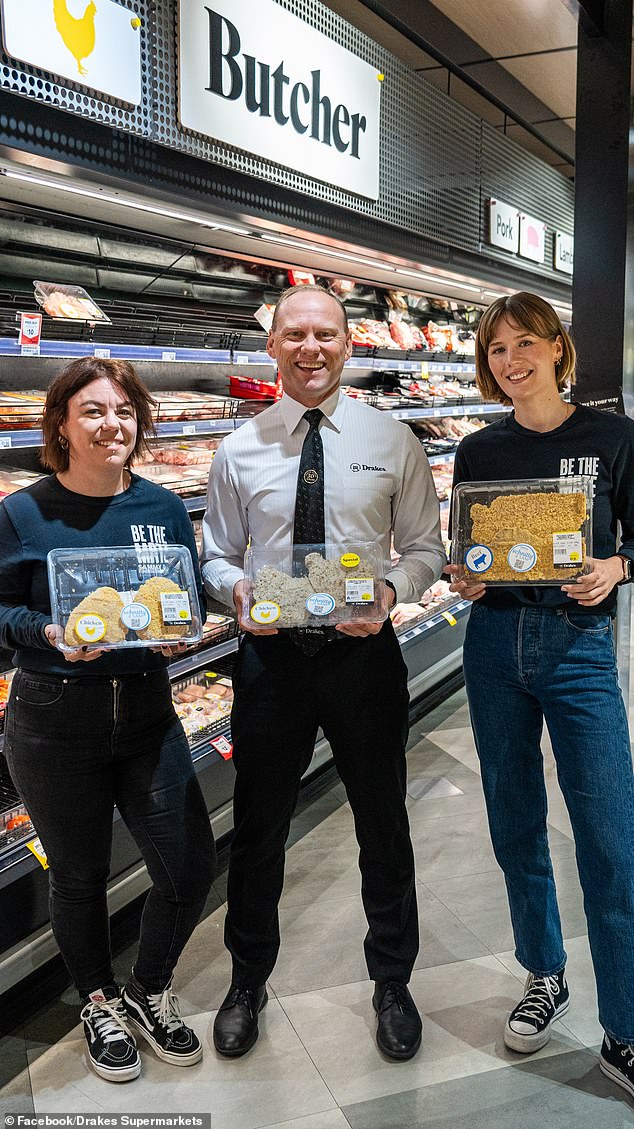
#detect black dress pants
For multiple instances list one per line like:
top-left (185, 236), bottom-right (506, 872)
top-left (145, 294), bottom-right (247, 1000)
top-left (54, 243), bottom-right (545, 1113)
top-left (226, 620), bottom-right (418, 987)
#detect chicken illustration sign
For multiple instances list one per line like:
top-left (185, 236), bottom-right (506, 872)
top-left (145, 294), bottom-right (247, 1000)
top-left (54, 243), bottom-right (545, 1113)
top-left (1, 0), bottom-right (142, 105)
top-left (178, 0), bottom-right (382, 199)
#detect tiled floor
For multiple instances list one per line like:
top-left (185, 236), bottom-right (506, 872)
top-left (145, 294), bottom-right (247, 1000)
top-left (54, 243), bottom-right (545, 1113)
top-left (2, 686), bottom-right (633, 1127)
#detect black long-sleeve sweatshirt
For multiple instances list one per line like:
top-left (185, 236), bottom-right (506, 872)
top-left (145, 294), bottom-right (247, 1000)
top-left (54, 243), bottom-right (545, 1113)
top-left (451, 404), bottom-right (634, 614)
top-left (0, 473), bottom-right (205, 676)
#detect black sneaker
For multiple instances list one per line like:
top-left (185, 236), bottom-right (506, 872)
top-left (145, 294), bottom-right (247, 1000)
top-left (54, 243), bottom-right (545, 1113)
top-left (504, 969), bottom-right (570, 1053)
top-left (80, 986), bottom-right (140, 1082)
top-left (122, 973), bottom-right (202, 1066)
top-left (600, 1033), bottom-right (634, 1100)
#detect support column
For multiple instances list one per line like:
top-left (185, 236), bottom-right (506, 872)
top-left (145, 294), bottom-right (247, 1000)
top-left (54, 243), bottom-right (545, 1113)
top-left (572, 0), bottom-right (632, 411)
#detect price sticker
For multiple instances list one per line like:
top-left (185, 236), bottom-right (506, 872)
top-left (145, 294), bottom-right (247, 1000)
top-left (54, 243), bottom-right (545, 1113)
top-left (182, 424), bottom-right (196, 435)
top-left (94, 348), bottom-right (111, 359)
top-left (27, 837), bottom-right (49, 869)
top-left (0, 436), bottom-right (12, 448)
top-left (162, 351), bottom-right (177, 362)
top-left (441, 610), bottom-right (457, 626)
top-left (210, 735), bottom-right (233, 760)
top-left (160, 591), bottom-right (192, 625)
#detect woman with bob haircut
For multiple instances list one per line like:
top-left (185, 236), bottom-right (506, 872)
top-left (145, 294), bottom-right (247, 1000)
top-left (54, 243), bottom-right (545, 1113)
top-left (0, 358), bottom-right (216, 1083)
top-left (449, 292), bottom-right (634, 1100)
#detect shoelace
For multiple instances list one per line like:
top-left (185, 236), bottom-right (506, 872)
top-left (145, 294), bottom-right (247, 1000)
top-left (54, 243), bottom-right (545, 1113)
top-left (80, 998), bottom-right (134, 1045)
top-left (620, 1044), bottom-right (634, 1068)
top-left (377, 984), bottom-right (410, 1013)
top-left (146, 983), bottom-right (184, 1033)
top-left (513, 974), bottom-right (561, 1023)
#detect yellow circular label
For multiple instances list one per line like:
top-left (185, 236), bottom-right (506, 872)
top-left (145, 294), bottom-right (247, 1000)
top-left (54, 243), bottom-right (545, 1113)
top-left (250, 601), bottom-right (281, 625)
top-left (340, 553), bottom-right (360, 568)
top-left (74, 614), bottom-right (106, 643)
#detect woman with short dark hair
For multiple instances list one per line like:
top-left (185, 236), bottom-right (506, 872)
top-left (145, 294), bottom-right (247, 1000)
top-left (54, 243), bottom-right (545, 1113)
top-left (0, 358), bottom-right (216, 1083)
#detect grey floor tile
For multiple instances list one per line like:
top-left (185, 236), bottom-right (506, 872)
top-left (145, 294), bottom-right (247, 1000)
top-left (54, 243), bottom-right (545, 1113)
top-left (0, 1063), bottom-right (35, 1117)
top-left (408, 688), bottom-right (470, 739)
top-left (341, 1047), bottom-right (634, 1128)
top-left (260, 1111), bottom-right (352, 1129)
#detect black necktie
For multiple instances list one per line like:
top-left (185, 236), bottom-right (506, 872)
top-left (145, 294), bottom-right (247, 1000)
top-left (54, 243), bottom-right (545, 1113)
top-left (291, 409), bottom-right (335, 655)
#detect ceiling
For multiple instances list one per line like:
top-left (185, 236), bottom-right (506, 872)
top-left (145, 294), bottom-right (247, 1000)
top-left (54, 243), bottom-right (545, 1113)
top-left (323, 0), bottom-right (584, 178)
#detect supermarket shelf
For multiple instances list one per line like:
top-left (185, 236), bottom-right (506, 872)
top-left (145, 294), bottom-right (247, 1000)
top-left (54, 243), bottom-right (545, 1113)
top-left (389, 404), bottom-right (508, 421)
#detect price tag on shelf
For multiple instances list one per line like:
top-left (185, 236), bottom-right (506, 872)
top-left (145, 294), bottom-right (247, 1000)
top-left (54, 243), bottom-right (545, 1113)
top-left (441, 610), bottom-right (458, 626)
top-left (94, 348), bottom-right (111, 359)
top-left (210, 735), bottom-right (233, 760)
top-left (161, 351), bottom-right (177, 362)
top-left (182, 424), bottom-right (196, 435)
top-left (234, 353), bottom-right (249, 365)
top-left (27, 837), bottom-right (49, 869)
top-left (419, 362), bottom-right (429, 378)
top-left (0, 436), bottom-right (12, 448)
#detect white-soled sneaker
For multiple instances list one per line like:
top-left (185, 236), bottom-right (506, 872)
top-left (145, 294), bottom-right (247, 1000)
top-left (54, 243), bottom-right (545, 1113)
top-left (599, 1033), bottom-right (634, 1100)
top-left (80, 986), bottom-right (140, 1082)
top-left (504, 969), bottom-right (569, 1053)
top-left (122, 973), bottom-right (202, 1066)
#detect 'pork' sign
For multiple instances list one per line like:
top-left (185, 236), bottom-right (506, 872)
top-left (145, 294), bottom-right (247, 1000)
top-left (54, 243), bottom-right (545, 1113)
top-left (179, 0), bottom-right (381, 199)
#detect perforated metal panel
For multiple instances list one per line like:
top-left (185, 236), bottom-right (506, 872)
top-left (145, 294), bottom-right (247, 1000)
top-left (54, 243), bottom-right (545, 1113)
top-left (0, 0), bottom-right (574, 280)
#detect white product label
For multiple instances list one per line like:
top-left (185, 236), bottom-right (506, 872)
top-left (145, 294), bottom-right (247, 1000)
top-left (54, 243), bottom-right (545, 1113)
top-left (120, 601), bottom-right (152, 631)
top-left (160, 591), bottom-right (192, 625)
top-left (182, 424), bottom-right (196, 434)
top-left (254, 304), bottom-right (274, 332)
top-left (162, 351), bottom-right (177, 361)
top-left (250, 600), bottom-right (281, 624)
top-left (94, 348), bottom-right (110, 358)
top-left (20, 344), bottom-right (40, 356)
top-left (345, 577), bottom-right (375, 604)
top-left (178, 0), bottom-right (381, 199)
top-left (507, 543), bottom-right (537, 573)
top-left (553, 531), bottom-right (583, 565)
top-left (0, 436), bottom-right (12, 448)
top-left (465, 545), bottom-right (493, 574)
top-left (74, 614), bottom-right (107, 642)
top-left (306, 592), bottom-right (335, 616)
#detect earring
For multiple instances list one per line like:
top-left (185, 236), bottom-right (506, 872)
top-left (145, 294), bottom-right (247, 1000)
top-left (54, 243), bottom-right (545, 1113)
top-left (58, 435), bottom-right (69, 450)
top-left (555, 358), bottom-right (562, 368)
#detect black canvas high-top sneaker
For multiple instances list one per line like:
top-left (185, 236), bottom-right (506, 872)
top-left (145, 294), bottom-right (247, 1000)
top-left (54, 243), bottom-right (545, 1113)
top-left (600, 1033), bottom-right (634, 1100)
top-left (80, 985), bottom-right (140, 1082)
top-left (122, 973), bottom-right (202, 1066)
top-left (504, 969), bottom-right (569, 1053)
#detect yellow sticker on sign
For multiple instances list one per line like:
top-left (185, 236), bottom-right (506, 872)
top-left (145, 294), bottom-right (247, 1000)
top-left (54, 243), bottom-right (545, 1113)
top-left (441, 610), bottom-right (457, 626)
top-left (27, 837), bottom-right (49, 869)
top-left (340, 553), bottom-right (360, 568)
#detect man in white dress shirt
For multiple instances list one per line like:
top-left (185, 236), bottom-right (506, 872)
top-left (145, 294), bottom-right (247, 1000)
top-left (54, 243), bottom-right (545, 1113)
top-left (202, 285), bottom-right (445, 1061)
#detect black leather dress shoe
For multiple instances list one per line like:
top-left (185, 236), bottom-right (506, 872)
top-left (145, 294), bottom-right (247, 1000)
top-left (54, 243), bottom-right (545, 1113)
top-left (213, 984), bottom-right (268, 1057)
top-left (372, 982), bottom-right (422, 1061)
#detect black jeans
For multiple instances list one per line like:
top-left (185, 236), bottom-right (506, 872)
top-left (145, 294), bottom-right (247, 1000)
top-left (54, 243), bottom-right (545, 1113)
top-left (227, 621), bottom-right (417, 988)
top-left (5, 667), bottom-right (216, 996)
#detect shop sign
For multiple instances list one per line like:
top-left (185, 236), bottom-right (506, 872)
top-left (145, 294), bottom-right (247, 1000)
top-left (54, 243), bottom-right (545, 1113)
top-left (554, 231), bottom-right (574, 275)
top-left (487, 199), bottom-right (519, 253)
top-left (178, 0), bottom-right (382, 199)
top-left (519, 213), bottom-right (546, 264)
top-left (0, 0), bottom-right (142, 106)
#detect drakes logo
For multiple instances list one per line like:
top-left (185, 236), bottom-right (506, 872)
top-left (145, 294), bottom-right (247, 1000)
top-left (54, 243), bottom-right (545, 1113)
top-left (205, 7), bottom-right (368, 159)
top-left (350, 462), bottom-right (386, 472)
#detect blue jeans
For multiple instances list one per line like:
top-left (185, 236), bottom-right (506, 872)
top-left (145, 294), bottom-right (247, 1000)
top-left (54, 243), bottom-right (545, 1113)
top-left (463, 603), bottom-right (634, 1043)
top-left (5, 668), bottom-right (216, 997)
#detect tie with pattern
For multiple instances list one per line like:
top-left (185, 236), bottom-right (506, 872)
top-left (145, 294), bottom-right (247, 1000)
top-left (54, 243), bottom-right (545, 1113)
top-left (290, 409), bottom-right (335, 655)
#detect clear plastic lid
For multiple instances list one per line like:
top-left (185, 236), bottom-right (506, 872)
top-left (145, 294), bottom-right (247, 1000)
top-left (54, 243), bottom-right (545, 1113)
top-left (34, 281), bottom-right (111, 323)
top-left (47, 545), bottom-right (202, 650)
top-left (244, 542), bottom-right (389, 629)
top-left (450, 477), bottom-right (593, 585)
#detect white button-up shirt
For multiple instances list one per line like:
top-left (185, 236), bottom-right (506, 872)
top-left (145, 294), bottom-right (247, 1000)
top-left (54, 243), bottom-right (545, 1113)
top-left (201, 389), bottom-right (445, 607)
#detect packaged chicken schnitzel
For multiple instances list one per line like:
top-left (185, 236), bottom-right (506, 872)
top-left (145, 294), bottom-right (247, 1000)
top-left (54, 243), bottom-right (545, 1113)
top-left (451, 477), bottom-right (594, 585)
top-left (244, 542), bottom-right (389, 629)
top-left (47, 545), bottom-right (202, 650)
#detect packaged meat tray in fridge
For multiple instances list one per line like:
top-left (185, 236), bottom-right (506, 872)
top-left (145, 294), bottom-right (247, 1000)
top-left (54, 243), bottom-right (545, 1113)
top-left (244, 542), bottom-right (389, 629)
top-left (0, 466), bottom-right (46, 499)
top-left (172, 670), bottom-right (233, 742)
top-left (451, 477), bottom-right (594, 585)
top-left (0, 390), bottom-right (46, 429)
top-left (34, 281), bottom-right (110, 322)
top-left (47, 545), bottom-right (203, 651)
top-left (153, 391), bottom-right (235, 422)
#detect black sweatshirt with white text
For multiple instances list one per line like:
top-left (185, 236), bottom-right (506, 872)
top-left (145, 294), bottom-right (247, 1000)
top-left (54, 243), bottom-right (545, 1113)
top-left (451, 404), bottom-right (634, 614)
top-left (0, 473), bottom-right (205, 675)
